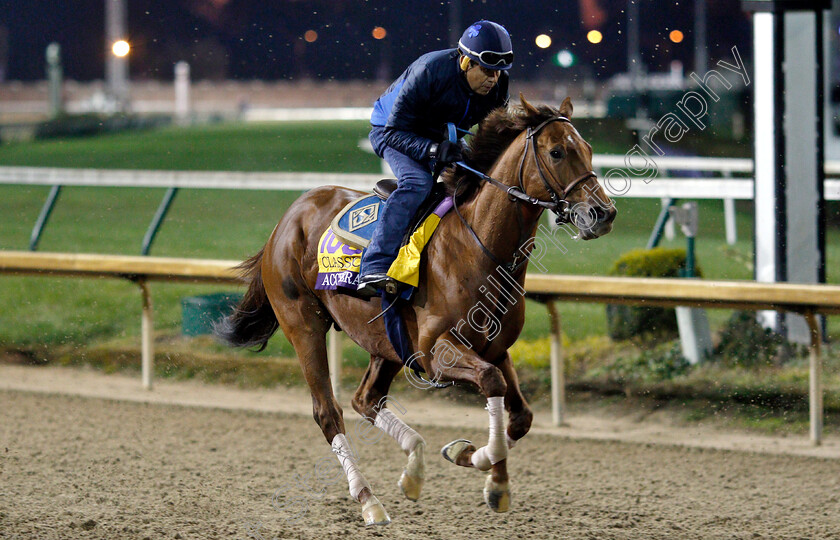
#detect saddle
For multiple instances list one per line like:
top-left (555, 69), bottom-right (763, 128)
top-left (315, 179), bottom-right (453, 292)
top-left (330, 180), bottom-right (449, 249)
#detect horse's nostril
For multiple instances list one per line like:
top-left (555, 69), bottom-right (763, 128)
top-left (594, 205), bottom-right (616, 223)
top-left (592, 206), bottom-right (606, 221)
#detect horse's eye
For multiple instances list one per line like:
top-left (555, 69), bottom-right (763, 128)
top-left (549, 148), bottom-right (565, 160)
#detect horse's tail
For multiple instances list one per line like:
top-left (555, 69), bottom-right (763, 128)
top-left (213, 247), bottom-right (279, 351)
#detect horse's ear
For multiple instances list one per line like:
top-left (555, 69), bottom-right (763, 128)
top-left (560, 97), bottom-right (574, 119)
top-left (519, 93), bottom-right (540, 116)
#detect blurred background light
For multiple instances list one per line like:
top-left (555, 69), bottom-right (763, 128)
top-left (555, 49), bottom-right (575, 68)
top-left (112, 40), bottom-right (130, 57)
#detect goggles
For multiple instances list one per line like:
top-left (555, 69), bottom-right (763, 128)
top-left (458, 42), bottom-right (514, 68)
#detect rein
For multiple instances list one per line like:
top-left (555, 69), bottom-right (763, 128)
top-left (451, 116), bottom-right (596, 275)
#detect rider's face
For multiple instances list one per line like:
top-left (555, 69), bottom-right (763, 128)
top-left (464, 62), bottom-right (501, 95)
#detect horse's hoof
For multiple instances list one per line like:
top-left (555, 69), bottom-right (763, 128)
top-left (399, 470), bottom-right (423, 501)
top-left (483, 475), bottom-right (511, 513)
top-left (399, 442), bottom-right (425, 501)
top-left (440, 439), bottom-right (474, 465)
top-left (361, 495), bottom-right (391, 526)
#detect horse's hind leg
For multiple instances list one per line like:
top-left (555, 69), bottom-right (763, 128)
top-left (352, 357), bottom-right (426, 501)
top-left (275, 308), bottom-right (390, 526)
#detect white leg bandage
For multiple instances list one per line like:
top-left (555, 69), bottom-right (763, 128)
top-left (470, 396), bottom-right (507, 471)
top-left (374, 409), bottom-right (425, 455)
top-left (331, 433), bottom-right (371, 502)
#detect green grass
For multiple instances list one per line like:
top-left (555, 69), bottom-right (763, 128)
top-left (0, 121), bottom-right (384, 359)
top-left (0, 121), bottom-right (382, 172)
top-left (1, 188), bottom-right (778, 349)
top-left (0, 120), bottom-right (837, 385)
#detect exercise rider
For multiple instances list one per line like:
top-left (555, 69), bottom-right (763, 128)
top-left (358, 20), bottom-right (514, 293)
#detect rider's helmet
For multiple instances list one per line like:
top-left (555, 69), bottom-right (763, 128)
top-left (457, 20), bottom-right (514, 71)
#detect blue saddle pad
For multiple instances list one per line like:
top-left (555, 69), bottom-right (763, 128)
top-left (330, 194), bottom-right (383, 249)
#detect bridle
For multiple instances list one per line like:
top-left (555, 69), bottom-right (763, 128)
top-left (519, 116), bottom-right (597, 224)
top-left (455, 116), bottom-right (596, 225)
top-left (452, 115), bottom-right (597, 275)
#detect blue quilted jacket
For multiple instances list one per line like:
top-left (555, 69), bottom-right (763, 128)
top-left (370, 48), bottom-right (509, 163)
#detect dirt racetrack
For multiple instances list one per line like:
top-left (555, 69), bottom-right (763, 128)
top-left (2, 365), bottom-right (840, 540)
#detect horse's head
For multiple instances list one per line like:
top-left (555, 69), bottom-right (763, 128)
top-left (516, 94), bottom-right (616, 240)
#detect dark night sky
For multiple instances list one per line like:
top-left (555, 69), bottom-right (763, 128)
top-left (0, 0), bottom-right (752, 82)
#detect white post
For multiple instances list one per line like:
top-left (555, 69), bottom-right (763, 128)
top-left (724, 197), bottom-right (737, 245)
top-left (46, 43), bottom-right (63, 119)
top-left (723, 171), bottom-right (737, 245)
top-left (754, 11), bottom-right (781, 331)
top-left (805, 311), bottom-right (823, 445)
top-left (694, 0), bottom-right (707, 75)
top-left (675, 306), bottom-right (713, 364)
top-left (174, 61), bottom-right (190, 125)
top-left (139, 280), bottom-right (154, 390)
top-left (546, 301), bottom-right (565, 426)
top-left (328, 328), bottom-right (342, 400)
top-left (662, 198), bottom-right (675, 241)
top-left (105, 0), bottom-right (129, 111)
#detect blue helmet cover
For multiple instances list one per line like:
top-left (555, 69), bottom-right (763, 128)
top-left (458, 20), bottom-right (514, 71)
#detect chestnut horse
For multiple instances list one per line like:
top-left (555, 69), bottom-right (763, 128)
top-left (216, 96), bottom-right (616, 525)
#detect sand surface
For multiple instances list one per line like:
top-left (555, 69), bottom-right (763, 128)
top-left (1, 364), bottom-right (839, 539)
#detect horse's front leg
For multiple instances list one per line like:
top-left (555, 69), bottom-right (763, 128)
top-left (431, 338), bottom-right (511, 512)
top-left (497, 352), bottom-right (534, 447)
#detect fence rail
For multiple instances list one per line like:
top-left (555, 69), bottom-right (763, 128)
top-left (2, 158), bottom-right (839, 443)
top-left (1, 250), bottom-right (838, 445)
top-left (4, 163), bottom-right (837, 250)
top-left (0, 166), bottom-right (380, 192)
top-left (2, 164), bottom-right (838, 200)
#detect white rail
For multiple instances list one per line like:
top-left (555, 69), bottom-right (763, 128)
top-left (0, 167), bottom-right (380, 192)
top-left (592, 155), bottom-right (754, 173)
top-left (1, 165), bottom-right (838, 202)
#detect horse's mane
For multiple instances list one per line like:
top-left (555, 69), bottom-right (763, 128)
top-left (442, 101), bottom-right (559, 202)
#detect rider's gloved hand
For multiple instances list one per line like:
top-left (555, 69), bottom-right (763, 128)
top-left (429, 140), bottom-right (463, 166)
top-left (434, 140), bottom-right (464, 166)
